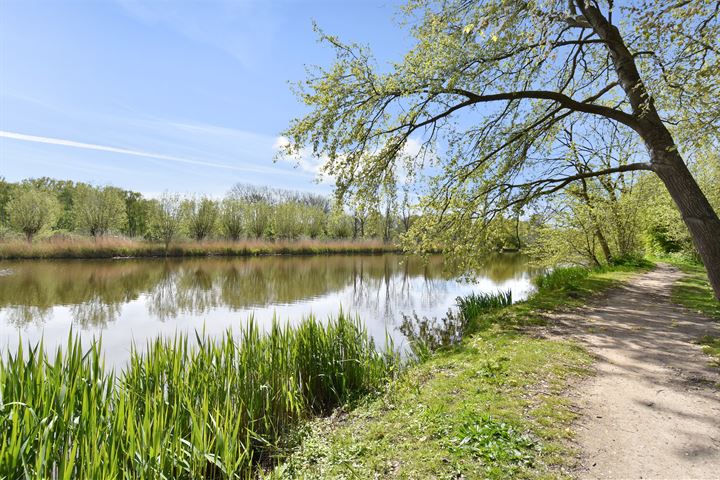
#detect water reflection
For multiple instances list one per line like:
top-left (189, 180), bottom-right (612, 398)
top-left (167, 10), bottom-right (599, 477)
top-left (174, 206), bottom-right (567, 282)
top-left (0, 254), bottom-right (540, 364)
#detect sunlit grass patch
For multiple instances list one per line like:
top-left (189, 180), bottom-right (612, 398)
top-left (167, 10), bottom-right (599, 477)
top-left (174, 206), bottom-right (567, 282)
top-left (670, 263), bottom-right (720, 321)
top-left (270, 332), bottom-right (591, 479)
top-left (696, 336), bottom-right (720, 368)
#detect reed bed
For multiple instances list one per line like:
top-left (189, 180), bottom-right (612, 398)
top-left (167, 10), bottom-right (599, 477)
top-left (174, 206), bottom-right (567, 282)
top-left (0, 237), bottom-right (399, 260)
top-left (0, 314), bottom-right (399, 479)
top-left (456, 290), bottom-right (513, 321)
top-left (400, 290), bottom-right (513, 359)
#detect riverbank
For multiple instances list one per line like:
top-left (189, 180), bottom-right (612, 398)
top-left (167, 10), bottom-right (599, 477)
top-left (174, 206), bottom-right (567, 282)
top-left (2, 258), bottom-right (677, 478)
top-left (0, 237), bottom-right (400, 260)
top-left (268, 261), bottom-right (655, 478)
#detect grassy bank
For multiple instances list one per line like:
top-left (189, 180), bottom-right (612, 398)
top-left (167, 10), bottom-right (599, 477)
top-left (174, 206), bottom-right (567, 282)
top-left (668, 261), bottom-right (720, 321)
top-left (269, 261), bottom-right (652, 479)
top-left (0, 314), bottom-right (398, 479)
top-left (0, 237), bottom-right (399, 260)
top-left (666, 260), bottom-right (720, 367)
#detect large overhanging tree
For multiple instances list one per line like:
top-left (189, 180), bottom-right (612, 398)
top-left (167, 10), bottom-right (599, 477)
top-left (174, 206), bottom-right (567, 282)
top-left (281, 0), bottom-right (720, 299)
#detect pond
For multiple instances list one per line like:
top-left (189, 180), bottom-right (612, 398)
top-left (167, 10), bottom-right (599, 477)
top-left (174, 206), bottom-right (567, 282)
top-left (0, 253), bottom-right (540, 366)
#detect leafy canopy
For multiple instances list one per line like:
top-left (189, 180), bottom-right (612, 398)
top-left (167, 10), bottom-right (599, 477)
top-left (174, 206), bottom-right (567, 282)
top-left (281, 0), bottom-right (719, 265)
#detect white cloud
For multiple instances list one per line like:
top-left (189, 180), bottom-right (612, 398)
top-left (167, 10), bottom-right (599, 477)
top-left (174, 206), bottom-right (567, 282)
top-left (272, 135), bottom-right (432, 185)
top-left (274, 135), bottom-right (332, 181)
top-left (0, 130), bottom-right (288, 175)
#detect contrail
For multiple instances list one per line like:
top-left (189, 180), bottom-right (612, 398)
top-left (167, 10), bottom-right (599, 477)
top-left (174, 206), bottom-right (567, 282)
top-left (0, 130), bottom-right (290, 175)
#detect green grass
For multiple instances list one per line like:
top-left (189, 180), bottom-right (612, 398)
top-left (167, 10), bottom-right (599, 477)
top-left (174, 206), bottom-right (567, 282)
top-left (490, 261), bottom-right (653, 328)
top-left (665, 260), bottom-right (720, 368)
top-left (268, 332), bottom-right (591, 479)
top-left (0, 313), bottom-right (399, 479)
top-left (669, 262), bottom-right (720, 321)
top-left (268, 263), bottom-right (651, 479)
top-left (696, 336), bottom-right (720, 368)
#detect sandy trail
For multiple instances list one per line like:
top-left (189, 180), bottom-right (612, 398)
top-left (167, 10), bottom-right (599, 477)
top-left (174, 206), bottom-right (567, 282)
top-left (547, 264), bottom-right (720, 480)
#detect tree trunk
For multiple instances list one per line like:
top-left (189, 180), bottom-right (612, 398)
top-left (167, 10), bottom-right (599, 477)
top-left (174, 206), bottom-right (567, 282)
top-left (652, 150), bottom-right (720, 300)
top-left (578, 1), bottom-right (720, 300)
top-left (577, 176), bottom-right (613, 264)
top-left (595, 227), bottom-right (613, 264)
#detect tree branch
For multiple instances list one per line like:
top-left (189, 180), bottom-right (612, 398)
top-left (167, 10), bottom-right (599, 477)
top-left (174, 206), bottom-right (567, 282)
top-left (497, 162), bottom-right (651, 194)
top-left (449, 88), bottom-right (641, 131)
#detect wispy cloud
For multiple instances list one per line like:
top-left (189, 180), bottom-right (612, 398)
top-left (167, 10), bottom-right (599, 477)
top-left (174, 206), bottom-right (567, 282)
top-left (0, 130), bottom-right (290, 175)
top-left (274, 135), bottom-right (328, 177)
top-left (115, 0), bottom-right (276, 70)
top-left (273, 135), bottom-right (430, 185)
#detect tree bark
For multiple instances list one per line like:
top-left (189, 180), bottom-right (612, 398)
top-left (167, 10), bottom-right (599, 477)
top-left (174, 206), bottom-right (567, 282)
top-left (578, 1), bottom-right (720, 300)
top-left (595, 226), bottom-right (613, 264)
top-left (578, 176), bottom-right (613, 264)
top-left (652, 148), bottom-right (720, 300)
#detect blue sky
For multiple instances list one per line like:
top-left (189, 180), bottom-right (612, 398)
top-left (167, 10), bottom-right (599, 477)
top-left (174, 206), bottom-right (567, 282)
top-left (0, 0), bottom-right (411, 196)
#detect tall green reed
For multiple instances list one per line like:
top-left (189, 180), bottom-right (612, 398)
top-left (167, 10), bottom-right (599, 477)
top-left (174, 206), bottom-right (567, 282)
top-left (400, 290), bottom-right (513, 359)
top-left (456, 290), bottom-right (513, 321)
top-left (0, 313), bottom-right (398, 479)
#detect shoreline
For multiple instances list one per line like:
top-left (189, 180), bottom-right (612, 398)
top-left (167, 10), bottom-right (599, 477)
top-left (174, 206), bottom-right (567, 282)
top-left (0, 239), bottom-right (409, 260)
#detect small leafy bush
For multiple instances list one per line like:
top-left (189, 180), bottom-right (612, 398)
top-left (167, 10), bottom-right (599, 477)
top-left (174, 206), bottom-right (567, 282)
top-left (448, 415), bottom-right (538, 468)
top-left (400, 309), bottom-right (467, 359)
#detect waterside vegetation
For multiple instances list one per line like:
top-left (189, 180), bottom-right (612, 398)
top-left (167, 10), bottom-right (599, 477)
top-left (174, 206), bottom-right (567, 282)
top-left (0, 256), bottom-right (696, 478)
top-left (0, 314), bottom-right (398, 479)
top-left (2, 226), bottom-right (712, 479)
top-left (0, 237), bottom-right (397, 260)
top-left (269, 261), bottom-right (653, 478)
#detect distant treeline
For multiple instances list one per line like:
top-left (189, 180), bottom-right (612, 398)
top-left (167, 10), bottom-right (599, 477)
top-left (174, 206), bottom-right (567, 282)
top-left (0, 178), bottom-right (420, 244)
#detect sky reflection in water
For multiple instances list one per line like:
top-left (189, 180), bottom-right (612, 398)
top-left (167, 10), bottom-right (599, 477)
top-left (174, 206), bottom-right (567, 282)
top-left (0, 254), bottom-right (540, 366)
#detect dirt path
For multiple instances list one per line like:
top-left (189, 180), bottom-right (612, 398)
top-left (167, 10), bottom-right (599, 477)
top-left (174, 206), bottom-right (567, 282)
top-left (547, 264), bottom-right (720, 480)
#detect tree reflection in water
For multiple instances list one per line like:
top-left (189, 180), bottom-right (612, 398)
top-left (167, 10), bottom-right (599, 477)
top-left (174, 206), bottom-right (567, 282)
top-left (0, 254), bottom-right (539, 329)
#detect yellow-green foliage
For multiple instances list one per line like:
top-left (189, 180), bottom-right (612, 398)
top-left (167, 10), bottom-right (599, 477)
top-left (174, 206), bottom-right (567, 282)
top-left (5, 187), bottom-right (60, 242)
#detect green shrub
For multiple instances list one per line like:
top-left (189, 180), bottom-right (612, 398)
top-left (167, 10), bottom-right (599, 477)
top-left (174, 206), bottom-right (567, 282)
top-left (533, 267), bottom-right (589, 292)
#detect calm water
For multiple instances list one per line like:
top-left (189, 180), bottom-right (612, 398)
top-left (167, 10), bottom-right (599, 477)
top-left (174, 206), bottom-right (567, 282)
top-left (0, 254), bottom-right (539, 366)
